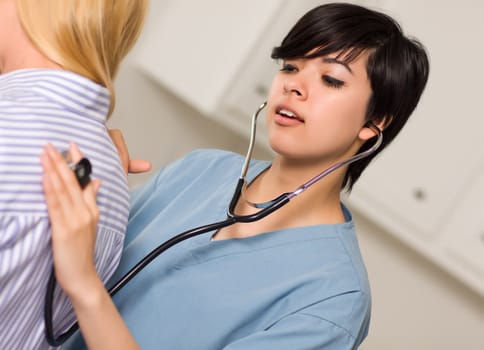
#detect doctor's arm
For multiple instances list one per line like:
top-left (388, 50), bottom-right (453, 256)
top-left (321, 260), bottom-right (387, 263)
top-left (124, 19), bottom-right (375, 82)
top-left (41, 143), bottom-right (140, 350)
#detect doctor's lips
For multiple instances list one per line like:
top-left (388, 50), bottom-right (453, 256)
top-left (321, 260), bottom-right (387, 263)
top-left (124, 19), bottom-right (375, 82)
top-left (276, 106), bottom-right (305, 123)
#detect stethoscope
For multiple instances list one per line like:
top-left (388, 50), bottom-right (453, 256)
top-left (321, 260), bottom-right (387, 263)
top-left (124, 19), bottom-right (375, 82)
top-left (45, 101), bottom-right (383, 346)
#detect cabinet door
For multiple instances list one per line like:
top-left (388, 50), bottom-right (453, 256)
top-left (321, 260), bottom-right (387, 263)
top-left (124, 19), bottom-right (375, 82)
top-left (347, 0), bottom-right (484, 296)
top-left (439, 170), bottom-right (484, 296)
top-left (133, 0), bottom-right (283, 116)
top-left (349, 0), bottom-right (484, 239)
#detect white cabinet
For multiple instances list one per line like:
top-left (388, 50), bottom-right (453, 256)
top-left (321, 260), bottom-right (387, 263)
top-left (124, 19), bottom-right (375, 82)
top-left (439, 171), bottom-right (484, 296)
top-left (348, 0), bottom-right (484, 296)
top-left (133, 0), bottom-right (346, 147)
top-left (132, 0), bottom-right (284, 145)
top-left (349, 0), bottom-right (484, 237)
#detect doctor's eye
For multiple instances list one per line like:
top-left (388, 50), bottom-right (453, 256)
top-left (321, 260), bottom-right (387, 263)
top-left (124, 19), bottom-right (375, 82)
top-left (280, 63), bottom-right (298, 73)
top-left (322, 75), bottom-right (345, 89)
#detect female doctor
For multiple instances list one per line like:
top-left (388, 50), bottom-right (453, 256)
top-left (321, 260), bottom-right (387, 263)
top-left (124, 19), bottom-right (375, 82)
top-left (41, 3), bottom-right (429, 349)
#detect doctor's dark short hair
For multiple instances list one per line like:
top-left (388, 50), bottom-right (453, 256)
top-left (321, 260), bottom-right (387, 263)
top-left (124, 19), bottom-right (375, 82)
top-left (271, 2), bottom-right (430, 191)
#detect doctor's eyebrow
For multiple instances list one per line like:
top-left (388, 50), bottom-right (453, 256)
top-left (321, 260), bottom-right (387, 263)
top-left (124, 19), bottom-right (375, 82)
top-left (323, 57), bottom-right (353, 74)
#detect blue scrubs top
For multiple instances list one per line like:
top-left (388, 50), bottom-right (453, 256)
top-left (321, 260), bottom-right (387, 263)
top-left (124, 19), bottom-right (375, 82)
top-left (65, 149), bottom-right (371, 350)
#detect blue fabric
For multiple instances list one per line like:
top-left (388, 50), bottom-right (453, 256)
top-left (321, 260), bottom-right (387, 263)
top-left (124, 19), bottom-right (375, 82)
top-left (65, 149), bottom-right (371, 350)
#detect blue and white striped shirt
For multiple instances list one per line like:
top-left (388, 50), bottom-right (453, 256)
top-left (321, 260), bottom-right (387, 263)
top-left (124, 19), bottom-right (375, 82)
top-left (0, 69), bottom-right (129, 349)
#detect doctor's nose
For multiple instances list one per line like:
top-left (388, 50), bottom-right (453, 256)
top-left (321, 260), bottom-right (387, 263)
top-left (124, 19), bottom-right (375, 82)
top-left (283, 78), bottom-right (306, 99)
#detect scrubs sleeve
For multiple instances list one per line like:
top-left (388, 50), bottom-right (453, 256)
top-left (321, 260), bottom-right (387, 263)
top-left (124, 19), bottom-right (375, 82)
top-left (128, 154), bottom-right (185, 215)
top-left (223, 292), bottom-right (370, 350)
top-left (129, 171), bottom-right (161, 214)
top-left (223, 314), bottom-right (356, 350)
top-left (124, 152), bottom-right (198, 244)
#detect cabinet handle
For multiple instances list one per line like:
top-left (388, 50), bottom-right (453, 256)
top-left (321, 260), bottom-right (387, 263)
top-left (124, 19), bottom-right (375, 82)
top-left (413, 188), bottom-right (426, 201)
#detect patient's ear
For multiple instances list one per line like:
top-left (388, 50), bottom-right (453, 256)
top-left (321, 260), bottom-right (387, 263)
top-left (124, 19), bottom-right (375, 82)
top-left (358, 115), bottom-right (392, 141)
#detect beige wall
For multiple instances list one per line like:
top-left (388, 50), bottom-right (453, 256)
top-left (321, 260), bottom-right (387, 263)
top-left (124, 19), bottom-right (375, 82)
top-left (355, 210), bottom-right (484, 349)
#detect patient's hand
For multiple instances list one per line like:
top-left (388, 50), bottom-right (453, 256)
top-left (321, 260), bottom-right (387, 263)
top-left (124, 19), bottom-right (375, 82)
top-left (108, 129), bottom-right (152, 175)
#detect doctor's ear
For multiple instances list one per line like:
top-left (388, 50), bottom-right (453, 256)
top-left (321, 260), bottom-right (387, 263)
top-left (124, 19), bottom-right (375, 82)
top-left (358, 115), bottom-right (392, 141)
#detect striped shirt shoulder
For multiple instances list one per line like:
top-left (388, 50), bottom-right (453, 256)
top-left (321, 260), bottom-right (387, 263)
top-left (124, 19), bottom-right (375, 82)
top-left (0, 69), bottom-right (129, 349)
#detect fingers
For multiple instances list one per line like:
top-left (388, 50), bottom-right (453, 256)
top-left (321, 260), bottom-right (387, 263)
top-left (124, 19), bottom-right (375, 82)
top-left (109, 129), bottom-right (129, 174)
top-left (44, 144), bottom-right (83, 199)
top-left (41, 149), bottom-right (69, 230)
top-left (82, 179), bottom-right (101, 227)
top-left (128, 159), bottom-right (152, 174)
top-left (41, 144), bottom-right (99, 227)
top-left (108, 128), bottom-right (152, 175)
top-left (41, 144), bottom-right (101, 296)
top-left (69, 142), bottom-right (83, 163)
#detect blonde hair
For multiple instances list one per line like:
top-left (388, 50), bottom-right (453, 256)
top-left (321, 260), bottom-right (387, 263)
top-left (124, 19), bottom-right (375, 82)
top-left (15, 0), bottom-right (148, 116)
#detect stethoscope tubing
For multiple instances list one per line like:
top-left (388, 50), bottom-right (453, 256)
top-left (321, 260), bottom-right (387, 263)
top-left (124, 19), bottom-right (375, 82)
top-left (44, 178), bottom-right (291, 346)
top-left (45, 101), bottom-right (382, 346)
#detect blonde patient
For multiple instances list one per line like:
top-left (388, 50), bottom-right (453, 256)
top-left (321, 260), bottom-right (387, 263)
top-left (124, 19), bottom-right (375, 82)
top-left (0, 0), bottom-right (147, 348)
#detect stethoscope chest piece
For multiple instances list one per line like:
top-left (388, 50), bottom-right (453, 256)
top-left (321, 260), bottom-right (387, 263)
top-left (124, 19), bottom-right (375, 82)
top-left (73, 158), bottom-right (92, 188)
top-left (62, 150), bottom-right (92, 188)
